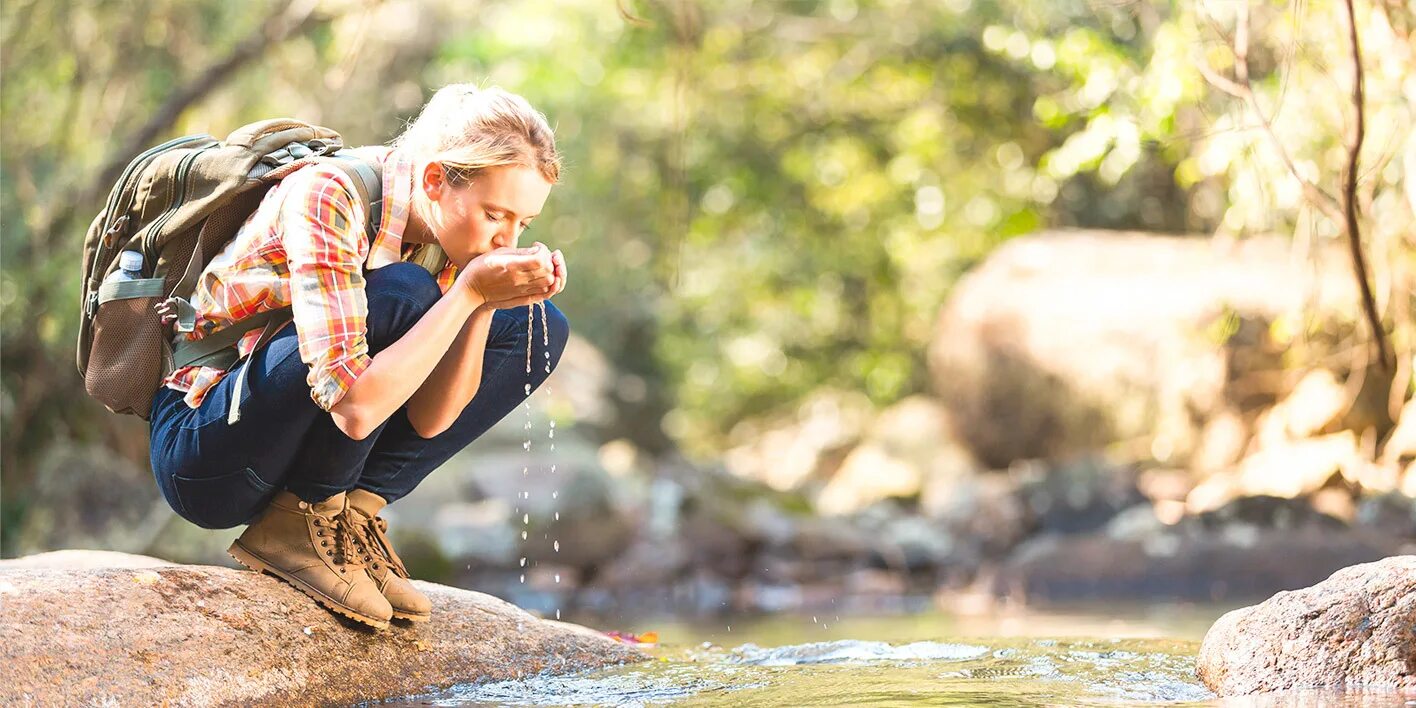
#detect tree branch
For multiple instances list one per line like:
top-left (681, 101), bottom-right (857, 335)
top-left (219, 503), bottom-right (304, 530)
top-left (1196, 0), bottom-right (1392, 370)
top-left (1339, 0), bottom-right (1393, 370)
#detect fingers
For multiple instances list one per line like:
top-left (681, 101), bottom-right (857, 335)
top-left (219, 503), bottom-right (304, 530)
top-left (552, 249), bottom-right (567, 294)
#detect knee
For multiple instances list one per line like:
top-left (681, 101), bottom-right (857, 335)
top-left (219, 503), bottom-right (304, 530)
top-left (364, 263), bottom-right (441, 349)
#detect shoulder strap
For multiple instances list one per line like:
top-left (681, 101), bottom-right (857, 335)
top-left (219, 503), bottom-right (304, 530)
top-left (322, 153), bottom-right (383, 240)
top-left (170, 306), bottom-right (293, 370)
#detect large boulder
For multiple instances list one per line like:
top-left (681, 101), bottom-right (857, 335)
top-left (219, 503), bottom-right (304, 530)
top-left (1196, 555), bottom-right (1416, 697)
top-left (928, 230), bottom-right (1359, 468)
top-left (0, 553), bottom-right (645, 705)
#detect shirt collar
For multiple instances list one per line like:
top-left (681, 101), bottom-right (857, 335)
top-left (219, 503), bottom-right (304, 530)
top-left (349, 144), bottom-right (459, 292)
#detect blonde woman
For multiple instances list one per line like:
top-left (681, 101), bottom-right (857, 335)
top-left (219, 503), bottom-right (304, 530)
top-left (147, 84), bottom-right (568, 629)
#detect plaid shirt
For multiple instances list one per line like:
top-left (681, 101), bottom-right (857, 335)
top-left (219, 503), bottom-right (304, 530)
top-left (162, 145), bottom-right (458, 411)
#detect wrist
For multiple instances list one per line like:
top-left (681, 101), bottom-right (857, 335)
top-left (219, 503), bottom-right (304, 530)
top-left (450, 276), bottom-right (487, 312)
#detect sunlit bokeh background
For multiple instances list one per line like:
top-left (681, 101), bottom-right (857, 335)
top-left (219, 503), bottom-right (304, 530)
top-left (3, 0), bottom-right (1413, 630)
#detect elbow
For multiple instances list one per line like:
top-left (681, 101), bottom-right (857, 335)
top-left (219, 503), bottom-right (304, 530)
top-left (329, 402), bottom-right (377, 441)
top-left (335, 415), bottom-right (376, 441)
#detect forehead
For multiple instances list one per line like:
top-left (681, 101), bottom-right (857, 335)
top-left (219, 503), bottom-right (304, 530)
top-left (468, 164), bottom-right (552, 216)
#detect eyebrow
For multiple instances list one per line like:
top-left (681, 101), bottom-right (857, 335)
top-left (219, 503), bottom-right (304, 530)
top-left (484, 202), bottom-right (538, 220)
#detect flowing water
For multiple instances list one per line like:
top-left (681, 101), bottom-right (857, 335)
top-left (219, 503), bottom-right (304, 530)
top-left (388, 604), bottom-right (1415, 706)
top-left (392, 609), bottom-right (1215, 706)
top-left (519, 302), bottom-right (560, 619)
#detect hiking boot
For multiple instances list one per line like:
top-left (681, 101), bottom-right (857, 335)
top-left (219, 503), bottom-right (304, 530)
top-left (346, 488), bottom-right (432, 623)
top-left (228, 490), bottom-right (394, 629)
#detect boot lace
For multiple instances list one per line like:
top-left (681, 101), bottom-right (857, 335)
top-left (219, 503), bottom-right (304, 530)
top-left (351, 511), bottom-right (408, 578)
top-left (312, 511), bottom-right (374, 573)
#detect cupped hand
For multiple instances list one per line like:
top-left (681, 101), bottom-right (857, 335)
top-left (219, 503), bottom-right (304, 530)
top-left (462, 242), bottom-right (567, 311)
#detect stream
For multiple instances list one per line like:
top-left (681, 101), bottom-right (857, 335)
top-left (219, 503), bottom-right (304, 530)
top-left (382, 602), bottom-right (1412, 706)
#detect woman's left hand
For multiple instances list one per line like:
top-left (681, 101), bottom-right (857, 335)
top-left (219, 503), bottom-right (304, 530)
top-left (477, 242), bottom-right (566, 311)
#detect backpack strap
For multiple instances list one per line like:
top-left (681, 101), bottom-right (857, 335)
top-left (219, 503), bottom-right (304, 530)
top-left (324, 152), bottom-right (384, 240)
top-left (170, 305), bottom-right (293, 371)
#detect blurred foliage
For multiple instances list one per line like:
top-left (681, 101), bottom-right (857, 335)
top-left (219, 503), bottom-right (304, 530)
top-left (2, 0), bottom-right (1413, 550)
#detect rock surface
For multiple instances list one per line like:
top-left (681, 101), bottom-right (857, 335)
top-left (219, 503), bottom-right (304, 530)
top-left (1195, 555), bottom-right (1416, 697)
top-left (0, 552), bottom-right (645, 706)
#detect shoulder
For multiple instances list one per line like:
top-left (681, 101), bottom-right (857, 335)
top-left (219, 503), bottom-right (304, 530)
top-left (279, 162), bottom-right (361, 209)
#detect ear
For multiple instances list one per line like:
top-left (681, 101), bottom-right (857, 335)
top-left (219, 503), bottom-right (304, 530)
top-left (421, 162), bottom-right (447, 202)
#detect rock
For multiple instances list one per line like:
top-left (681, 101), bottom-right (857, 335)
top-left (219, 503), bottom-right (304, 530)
top-left (1015, 457), bottom-right (1144, 535)
top-left (1196, 555), bottom-right (1416, 696)
top-left (1354, 492), bottom-right (1416, 539)
top-left (0, 559), bottom-right (645, 705)
top-left (816, 443), bottom-right (922, 516)
top-left (723, 388), bottom-right (874, 491)
top-left (1384, 397), bottom-right (1416, 467)
top-left (927, 230), bottom-right (1357, 467)
top-left (815, 396), bottom-right (980, 516)
top-left (0, 549), bottom-right (173, 569)
top-left (995, 496), bottom-right (1400, 603)
top-left (923, 472), bottom-right (1032, 558)
top-left (1269, 369), bottom-right (1349, 439)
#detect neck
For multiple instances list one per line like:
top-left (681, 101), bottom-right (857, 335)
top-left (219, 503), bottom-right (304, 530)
top-left (402, 206), bottom-right (435, 245)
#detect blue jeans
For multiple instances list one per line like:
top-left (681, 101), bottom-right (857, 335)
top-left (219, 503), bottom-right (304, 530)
top-left (148, 262), bottom-right (569, 529)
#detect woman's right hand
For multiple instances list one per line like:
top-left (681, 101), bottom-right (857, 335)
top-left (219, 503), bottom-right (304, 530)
top-left (458, 243), bottom-right (558, 309)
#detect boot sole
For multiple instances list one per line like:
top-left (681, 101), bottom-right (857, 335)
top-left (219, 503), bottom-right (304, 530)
top-left (228, 541), bottom-right (391, 630)
top-left (393, 609), bottom-right (431, 622)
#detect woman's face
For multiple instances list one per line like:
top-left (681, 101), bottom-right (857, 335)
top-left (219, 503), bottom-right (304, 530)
top-left (419, 162), bottom-right (553, 267)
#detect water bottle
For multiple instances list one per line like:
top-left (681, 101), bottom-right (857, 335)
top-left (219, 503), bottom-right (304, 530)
top-left (105, 250), bottom-right (144, 284)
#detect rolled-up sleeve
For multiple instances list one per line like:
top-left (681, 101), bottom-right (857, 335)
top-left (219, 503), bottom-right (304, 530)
top-left (278, 167), bottom-right (371, 411)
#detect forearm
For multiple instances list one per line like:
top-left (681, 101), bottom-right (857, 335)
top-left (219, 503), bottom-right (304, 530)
top-left (404, 304), bottom-right (497, 437)
top-left (328, 286), bottom-right (483, 439)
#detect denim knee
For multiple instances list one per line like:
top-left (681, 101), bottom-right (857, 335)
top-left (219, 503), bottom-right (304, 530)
top-left (365, 262), bottom-right (441, 350)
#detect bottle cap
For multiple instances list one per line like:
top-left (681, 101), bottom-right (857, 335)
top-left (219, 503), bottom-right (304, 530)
top-left (119, 250), bottom-right (144, 273)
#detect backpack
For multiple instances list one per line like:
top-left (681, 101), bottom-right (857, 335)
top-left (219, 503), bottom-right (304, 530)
top-left (77, 118), bottom-right (384, 420)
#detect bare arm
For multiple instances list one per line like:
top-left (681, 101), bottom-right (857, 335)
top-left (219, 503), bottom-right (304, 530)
top-left (403, 303), bottom-right (496, 438)
top-left (404, 246), bottom-right (567, 437)
top-left (328, 284), bottom-right (484, 440)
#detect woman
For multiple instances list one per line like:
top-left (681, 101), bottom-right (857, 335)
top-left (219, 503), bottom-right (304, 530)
top-left (148, 83), bottom-right (569, 630)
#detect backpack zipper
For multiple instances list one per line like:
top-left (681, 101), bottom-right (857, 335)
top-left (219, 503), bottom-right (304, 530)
top-left (85, 134), bottom-right (210, 315)
top-left (140, 143), bottom-right (218, 267)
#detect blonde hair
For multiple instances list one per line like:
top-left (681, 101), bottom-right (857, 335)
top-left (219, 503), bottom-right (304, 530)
top-left (390, 83), bottom-right (562, 271)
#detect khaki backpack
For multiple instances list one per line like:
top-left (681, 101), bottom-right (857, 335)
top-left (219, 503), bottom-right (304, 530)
top-left (77, 118), bottom-right (385, 420)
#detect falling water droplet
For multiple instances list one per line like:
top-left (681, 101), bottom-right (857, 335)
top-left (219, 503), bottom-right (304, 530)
top-left (549, 421), bottom-right (555, 429)
top-left (554, 512), bottom-right (560, 521)
top-left (520, 573), bottom-right (525, 583)
top-left (524, 383), bottom-right (531, 395)
top-left (523, 513), bottom-right (529, 525)
top-left (554, 573), bottom-right (561, 583)
top-left (551, 491), bottom-right (558, 499)
top-left (523, 440), bottom-right (530, 451)
top-left (555, 609), bottom-right (561, 620)
top-left (553, 540), bottom-right (560, 552)
top-left (519, 557), bottom-right (526, 567)
top-left (521, 530), bottom-right (527, 540)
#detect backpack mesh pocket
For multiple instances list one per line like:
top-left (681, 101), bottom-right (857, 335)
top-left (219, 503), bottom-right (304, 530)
top-left (84, 280), bottom-right (172, 419)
